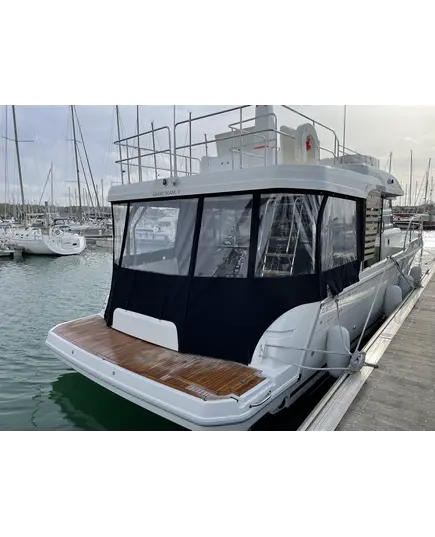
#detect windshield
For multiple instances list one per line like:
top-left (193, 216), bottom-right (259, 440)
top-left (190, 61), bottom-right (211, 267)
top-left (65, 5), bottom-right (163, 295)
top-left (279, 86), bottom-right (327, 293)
top-left (113, 192), bottom-right (324, 278)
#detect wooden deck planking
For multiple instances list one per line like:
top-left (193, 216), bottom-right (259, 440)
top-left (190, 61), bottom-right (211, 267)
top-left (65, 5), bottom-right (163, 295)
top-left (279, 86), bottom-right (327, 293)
top-left (54, 316), bottom-right (265, 401)
top-left (338, 278), bottom-right (435, 431)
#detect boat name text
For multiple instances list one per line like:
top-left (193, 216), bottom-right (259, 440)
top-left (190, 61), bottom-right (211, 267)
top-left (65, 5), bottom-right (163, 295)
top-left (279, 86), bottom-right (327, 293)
top-left (153, 190), bottom-right (180, 197)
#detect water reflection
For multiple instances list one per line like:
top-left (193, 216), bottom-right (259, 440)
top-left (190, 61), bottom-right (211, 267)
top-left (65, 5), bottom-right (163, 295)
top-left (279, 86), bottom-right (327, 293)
top-left (50, 372), bottom-right (185, 431)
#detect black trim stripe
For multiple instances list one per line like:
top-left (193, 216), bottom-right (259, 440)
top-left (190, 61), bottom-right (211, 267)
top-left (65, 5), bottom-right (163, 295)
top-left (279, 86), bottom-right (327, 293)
top-left (119, 202), bottom-right (130, 266)
top-left (248, 193), bottom-right (260, 278)
top-left (110, 187), bottom-right (362, 206)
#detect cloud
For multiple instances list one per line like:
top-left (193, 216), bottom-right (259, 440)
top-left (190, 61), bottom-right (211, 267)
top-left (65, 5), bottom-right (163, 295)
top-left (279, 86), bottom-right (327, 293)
top-left (2, 105), bottom-right (435, 206)
top-left (404, 137), bottom-right (421, 145)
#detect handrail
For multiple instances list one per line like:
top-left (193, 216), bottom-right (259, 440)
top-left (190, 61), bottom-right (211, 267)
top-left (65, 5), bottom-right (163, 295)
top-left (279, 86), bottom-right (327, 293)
top-left (116, 150), bottom-right (201, 166)
top-left (114, 105), bottom-right (347, 181)
top-left (115, 124), bottom-right (172, 177)
top-left (403, 215), bottom-right (424, 250)
top-left (115, 124), bottom-right (172, 145)
top-left (173, 106), bottom-right (249, 176)
top-left (282, 105), bottom-right (340, 160)
top-left (227, 112), bottom-right (278, 132)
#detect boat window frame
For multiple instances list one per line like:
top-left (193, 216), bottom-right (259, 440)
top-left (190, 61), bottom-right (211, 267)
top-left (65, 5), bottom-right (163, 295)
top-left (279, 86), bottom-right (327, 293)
top-left (121, 198), bottom-right (199, 276)
top-left (111, 188), bottom-right (364, 280)
top-left (318, 196), bottom-right (360, 272)
top-left (112, 202), bottom-right (130, 265)
top-left (194, 193), bottom-right (255, 279)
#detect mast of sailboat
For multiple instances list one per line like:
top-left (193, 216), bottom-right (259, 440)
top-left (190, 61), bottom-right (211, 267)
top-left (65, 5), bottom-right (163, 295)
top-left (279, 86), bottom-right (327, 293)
top-left (71, 105), bottom-right (83, 224)
top-left (115, 106), bottom-right (124, 185)
top-left (74, 107), bottom-right (101, 215)
top-left (38, 166), bottom-right (53, 208)
top-left (409, 150), bottom-right (413, 208)
top-left (76, 134), bottom-right (97, 218)
top-left (342, 105), bottom-right (347, 159)
top-left (424, 158), bottom-right (432, 210)
top-left (3, 105), bottom-right (8, 219)
top-left (50, 161), bottom-right (54, 214)
top-left (137, 105), bottom-right (142, 182)
top-left (11, 105), bottom-right (26, 224)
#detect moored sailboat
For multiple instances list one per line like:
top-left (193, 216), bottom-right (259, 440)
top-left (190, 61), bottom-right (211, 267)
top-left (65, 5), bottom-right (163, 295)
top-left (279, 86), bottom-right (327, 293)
top-left (1, 106), bottom-right (86, 256)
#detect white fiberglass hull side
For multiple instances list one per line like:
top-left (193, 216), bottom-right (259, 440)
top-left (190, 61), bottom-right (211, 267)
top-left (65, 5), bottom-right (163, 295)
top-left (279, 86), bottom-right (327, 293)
top-left (252, 237), bottom-right (423, 402)
top-left (46, 237), bottom-right (422, 430)
top-left (11, 237), bottom-right (53, 255)
top-left (8, 234), bottom-right (86, 256)
top-left (44, 235), bottom-right (86, 256)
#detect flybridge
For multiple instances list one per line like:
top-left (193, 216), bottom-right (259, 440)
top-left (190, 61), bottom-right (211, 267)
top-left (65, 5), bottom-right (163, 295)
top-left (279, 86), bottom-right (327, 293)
top-left (112, 105), bottom-right (376, 184)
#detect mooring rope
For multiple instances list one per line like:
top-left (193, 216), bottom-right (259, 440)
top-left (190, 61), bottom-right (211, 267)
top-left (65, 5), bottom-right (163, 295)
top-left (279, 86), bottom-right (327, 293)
top-left (263, 260), bottom-right (392, 374)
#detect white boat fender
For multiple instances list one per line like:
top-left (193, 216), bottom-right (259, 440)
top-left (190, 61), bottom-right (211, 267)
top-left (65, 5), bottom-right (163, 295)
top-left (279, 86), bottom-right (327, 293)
top-left (384, 285), bottom-right (402, 317)
top-left (326, 325), bottom-right (351, 379)
top-left (410, 266), bottom-right (422, 285)
top-left (399, 274), bottom-right (414, 298)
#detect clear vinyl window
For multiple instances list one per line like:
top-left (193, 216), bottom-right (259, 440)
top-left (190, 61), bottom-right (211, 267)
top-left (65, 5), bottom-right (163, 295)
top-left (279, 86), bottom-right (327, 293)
top-left (195, 195), bottom-right (253, 278)
top-left (122, 199), bottom-right (198, 275)
top-left (256, 193), bottom-right (321, 277)
top-left (321, 197), bottom-right (358, 270)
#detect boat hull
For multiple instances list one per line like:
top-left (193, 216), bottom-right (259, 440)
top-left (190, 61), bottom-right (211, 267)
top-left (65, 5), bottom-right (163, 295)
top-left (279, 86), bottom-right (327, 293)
top-left (46, 236), bottom-right (423, 430)
top-left (7, 234), bottom-right (86, 256)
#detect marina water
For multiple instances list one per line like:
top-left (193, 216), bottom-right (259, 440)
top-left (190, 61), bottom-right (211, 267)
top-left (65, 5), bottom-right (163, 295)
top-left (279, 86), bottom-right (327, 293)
top-left (2, 237), bottom-right (434, 431)
top-left (0, 247), bottom-right (183, 430)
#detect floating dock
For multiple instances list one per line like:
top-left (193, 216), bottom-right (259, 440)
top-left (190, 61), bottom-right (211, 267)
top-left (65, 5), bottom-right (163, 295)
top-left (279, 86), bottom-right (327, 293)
top-left (300, 260), bottom-right (435, 431)
top-left (95, 237), bottom-right (113, 249)
top-left (0, 246), bottom-right (23, 259)
top-left (0, 249), bottom-right (14, 258)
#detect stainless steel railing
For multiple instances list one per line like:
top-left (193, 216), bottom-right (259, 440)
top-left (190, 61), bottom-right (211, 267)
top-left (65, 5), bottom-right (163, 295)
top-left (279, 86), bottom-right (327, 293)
top-left (114, 105), bottom-right (345, 181)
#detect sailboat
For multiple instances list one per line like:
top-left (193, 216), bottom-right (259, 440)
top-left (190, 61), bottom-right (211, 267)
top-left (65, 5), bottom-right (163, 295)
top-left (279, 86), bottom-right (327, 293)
top-left (47, 105), bottom-right (423, 430)
top-left (1, 106), bottom-right (86, 256)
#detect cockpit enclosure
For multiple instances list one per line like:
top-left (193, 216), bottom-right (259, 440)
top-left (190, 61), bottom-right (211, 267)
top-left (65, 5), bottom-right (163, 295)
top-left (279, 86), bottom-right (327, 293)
top-left (105, 189), bottom-right (364, 365)
top-left (105, 104), bottom-right (404, 365)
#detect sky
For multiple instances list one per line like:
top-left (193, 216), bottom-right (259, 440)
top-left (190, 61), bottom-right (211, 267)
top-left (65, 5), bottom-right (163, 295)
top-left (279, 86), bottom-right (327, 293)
top-left (1, 105), bottom-right (435, 208)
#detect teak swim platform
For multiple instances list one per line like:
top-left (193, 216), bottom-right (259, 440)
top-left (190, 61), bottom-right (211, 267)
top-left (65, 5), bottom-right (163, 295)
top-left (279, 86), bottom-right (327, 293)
top-left (54, 316), bottom-right (266, 401)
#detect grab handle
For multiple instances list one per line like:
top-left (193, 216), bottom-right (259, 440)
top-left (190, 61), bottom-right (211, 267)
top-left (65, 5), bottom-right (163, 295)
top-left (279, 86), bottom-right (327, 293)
top-left (249, 391), bottom-right (272, 408)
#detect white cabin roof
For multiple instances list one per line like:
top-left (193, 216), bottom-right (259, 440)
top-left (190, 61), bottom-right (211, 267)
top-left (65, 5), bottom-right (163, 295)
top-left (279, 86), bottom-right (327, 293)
top-left (108, 163), bottom-right (403, 203)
